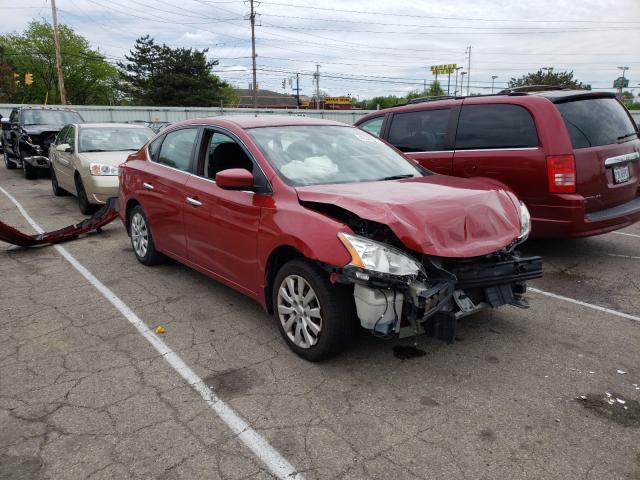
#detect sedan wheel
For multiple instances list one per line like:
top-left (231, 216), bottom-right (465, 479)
top-left (277, 275), bottom-right (322, 349)
top-left (128, 205), bottom-right (164, 266)
top-left (273, 259), bottom-right (356, 361)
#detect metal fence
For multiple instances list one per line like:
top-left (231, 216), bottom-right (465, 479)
top-left (0, 104), bottom-right (373, 125)
top-left (2, 103), bottom-right (639, 126)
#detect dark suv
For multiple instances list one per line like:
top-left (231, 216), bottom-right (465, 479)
top-left (2, 106), bottom-right (84, 179)
top-left (355, 90), bottom-right (640, 237)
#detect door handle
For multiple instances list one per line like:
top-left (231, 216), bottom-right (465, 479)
top-left (186, 197), bottom-right (202, 207)
top-left (143, 182), bottom-right (154, 190)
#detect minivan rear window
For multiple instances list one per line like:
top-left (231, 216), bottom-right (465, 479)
top-left (555, 97), bottom-right (637, 149)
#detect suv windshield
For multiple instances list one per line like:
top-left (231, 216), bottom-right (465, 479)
top-left (79, 127), bottom-right (153, 152)
top-left (555, 97), bottom-right (637, 148)
top-left (22, 109), bottom-right (83, 125)
top-left (247, 125), bottom-right (422, 186)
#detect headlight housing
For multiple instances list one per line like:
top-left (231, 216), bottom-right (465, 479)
top-left (337, 232), bottom-right (424, 278)
top-left (518, 201), bottom-right (531, 242)
top-left (89, 163), bottom-right (119, 176)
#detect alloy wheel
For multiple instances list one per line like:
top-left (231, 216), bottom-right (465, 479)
top-left (131, 212), bottom-right (149, 258)
top-left (277, 275), bottom-right (322, 349)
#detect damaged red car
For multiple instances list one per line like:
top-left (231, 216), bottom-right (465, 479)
top-left (118, 117), bottom-right (542, 361)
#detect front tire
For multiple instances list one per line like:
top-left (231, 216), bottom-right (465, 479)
top-left (20, 148), bottom-right (37, 179)
top-left (51, 167), bottom-right (67, 196)
top-left (75, 176), bottom-right (98, 215)
top-left (4, 153), bottom-right (16, 170)
top-left (273, 259), bottom-right (355, 361)
top-left (129, 205), bottom-right (165, 266)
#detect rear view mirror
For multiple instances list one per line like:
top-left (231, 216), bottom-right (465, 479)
top-left (216, 168), bottom-right (254, 190)
top-left (56, 143), bottom-right (73, 153)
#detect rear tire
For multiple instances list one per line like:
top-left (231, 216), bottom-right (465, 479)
top-left (75, 175), bottom-right (97, 215)
top-left (272, 259), bottom-right (356, 361)
top-left (4, 154), bottom-right (16, 170)
top-left (51, 167), bottom-right (67, 196)
top-left (129, 205), bottom-right (165, 266)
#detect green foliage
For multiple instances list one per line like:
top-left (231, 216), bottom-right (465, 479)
top-left (118, 36), bottom-right (234, 107)
top-left (363, 95), bottom-right (403, 110)
top-left (0, 21), bottom-right (118, 104)
top-left (508, 68), bottom-right (590, 90)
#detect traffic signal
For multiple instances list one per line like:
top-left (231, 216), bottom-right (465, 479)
top-left (25, 73), bottom-right (33, 85)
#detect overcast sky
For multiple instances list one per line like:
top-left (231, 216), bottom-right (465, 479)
top-left (2, 0), bottom-right (639, 100)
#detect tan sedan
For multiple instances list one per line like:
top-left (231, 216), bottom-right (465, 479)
top-left (49, 123), bottom-right (153, 214)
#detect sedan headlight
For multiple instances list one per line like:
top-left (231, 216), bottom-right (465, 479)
top-left (89, 163), bottom-right (119, 176)
top-left (518, 201), bottom-right (531, 242)
top-left (337, 232), bottom-right (424, 277)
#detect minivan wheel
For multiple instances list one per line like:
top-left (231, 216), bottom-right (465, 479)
top-left (51, 168), bottom-right (67, 196)
top-left (75, 176), bottom-right (98, 215)
top-left (273, 259), bottom-right (355, 361)
top-left (129, 205), bottom-right (165, 266)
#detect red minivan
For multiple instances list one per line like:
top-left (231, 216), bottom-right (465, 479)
top-left (356, 90), bottom-right (640, 237)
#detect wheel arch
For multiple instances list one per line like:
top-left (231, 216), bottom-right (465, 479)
top-left (264, 244), bottom-right (305, 314)
top-left (124, 198), bottom-right (141, 235)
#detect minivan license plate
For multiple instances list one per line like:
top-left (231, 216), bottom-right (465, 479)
top-left (613, 164), bottom-right (630, 184)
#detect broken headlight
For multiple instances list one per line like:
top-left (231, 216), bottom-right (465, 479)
top-left (518, 201), bottom-right (531, 242)
top-left (338, 232), bottom-right (424, 278)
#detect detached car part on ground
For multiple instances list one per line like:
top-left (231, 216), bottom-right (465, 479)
top-left (2, 107), bottom-right (84, 179)
top-left (119, 117), bottom-right (542, 361)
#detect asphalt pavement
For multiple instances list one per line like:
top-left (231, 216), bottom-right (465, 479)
top-left (1, 159), bottom-right (639, 480)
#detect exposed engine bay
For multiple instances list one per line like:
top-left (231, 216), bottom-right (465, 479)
top-left (304, 200), bottom-right (543, 341)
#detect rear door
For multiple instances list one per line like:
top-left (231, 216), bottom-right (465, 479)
top-left (452, 103), bottom-right (545, 201)
top-left (385, 108), bottom-right (455, 174)
top-left (139, 127), bottom-right (199, 261)
top-left (554, 95), bottom-right (640, 213)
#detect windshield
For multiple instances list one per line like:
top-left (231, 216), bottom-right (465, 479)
top-left (555, 98), bottom-right (637, 148)
top-left (22, 110), bottom-right (83, 125)
top-left (79, 127), bottom-right (154, 152)
top-left (247, 125), bottom-right (423, 186)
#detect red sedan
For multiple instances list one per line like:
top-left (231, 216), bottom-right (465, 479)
top-left (118, 117), bottom-right (542, 361)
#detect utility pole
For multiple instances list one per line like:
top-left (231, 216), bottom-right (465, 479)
top-left (454, 66), bottom-right (462, 96)
top-left (617, 66), bottom-right (629, 100)
top-left (491, 75), bottom-right (498, 94)
top-left (465, 46), bottom-right (472, 96)
top-left (50, 0), bottom-right (66, 105)
top-left (314, 64), bottom-right (321, 109)
top-left (249, 0), bottom-right (257, 108)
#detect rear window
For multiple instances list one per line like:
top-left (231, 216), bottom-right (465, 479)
top-left (388, 109), bottom-right (451, 152)
top-left (455, 104), bottom-right (538, 150)
top-left (555, 97), bottom-right (637, 149)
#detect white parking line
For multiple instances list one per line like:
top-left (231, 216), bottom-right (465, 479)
top-left (607, 253), bottom-right (640, 260)
top-left (613, 231), bottom-right (640, 239)
top-left (0, 186), bottom-right (303, 480)
top-left (529, 287), bottom-right (640, 324)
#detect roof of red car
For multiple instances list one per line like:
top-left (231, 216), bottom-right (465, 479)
top-left (173, 115), bottom-right (348, 129)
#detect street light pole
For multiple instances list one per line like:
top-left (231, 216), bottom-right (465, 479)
top-left (617, 66), bottom-right (629, 100)
top-left (249, 0), bottom-right (257, 108)
top-left (454, 66), bottom-right (462, 96)
top-left (491, 75), bottom-right (498, 94)
top-left (460, 72), bottom-right (467, 96)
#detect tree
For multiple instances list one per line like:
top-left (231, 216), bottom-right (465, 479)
top-left (508, 68), bottom-right (590, 90)
top-left (405, 80), bottom-right (445, 101)
top-left (364, 95), bottom-right (403, 110)
top-left (0, 21), bottom-right (119, 104)
top-left (621, 90), bottom-right (634, 104)
top-left (118, 36), bottom-right (235, 107)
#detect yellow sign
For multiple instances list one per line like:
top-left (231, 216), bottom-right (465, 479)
top-left (324, 96), bottom-right (351, 104)
top-left (25, 73), bottom-right (34, 85)
top-left (430, 64), bottom-right (457, 75)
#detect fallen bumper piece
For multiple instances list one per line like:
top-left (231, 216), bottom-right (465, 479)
top-left (0, 197), bottom-right (118, 247)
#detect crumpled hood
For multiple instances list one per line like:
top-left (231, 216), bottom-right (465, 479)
top-left (296, 176), bottom-right (522, 258)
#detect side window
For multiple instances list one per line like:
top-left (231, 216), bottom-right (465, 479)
top-left (67, 126), bottom-right (76, 149)
top-left (156, 128), bottom-right (198, 172)
top-left (359, 117), bottom-right (384, 137)
top-left (56, 126), bottom-right (69, 145)
top-left (455, 104), bottom-right (538, 150)
top-left (201, 130), bottom-right (253, 180)
top-left (9, 110), bottom-right (19, 124)
top-left (387, 109), bottom-right (451, 152)
top-left (147, 136), bottom-right (162, 161)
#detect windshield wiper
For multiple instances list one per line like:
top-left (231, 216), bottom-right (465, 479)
top-left (380, 174), bottom-right (416, 181)
top-left (617, 132), bottom-right (638, 142)
top-left (83, 149), bottom-right (107, 152)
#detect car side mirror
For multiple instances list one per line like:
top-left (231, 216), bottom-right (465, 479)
top-left (216, 168), bottom-right (254, 190)
top-left (56, 143), bottom-right (73, 153)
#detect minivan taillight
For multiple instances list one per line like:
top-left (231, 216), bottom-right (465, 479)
top-left (547, 155), bottom-right (576, 193)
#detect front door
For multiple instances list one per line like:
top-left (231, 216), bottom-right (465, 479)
top-left (184, 129), bottom-right (263, 295)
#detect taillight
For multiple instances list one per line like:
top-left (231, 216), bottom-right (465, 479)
top-left (546, 155), bottom-right (576, 193)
